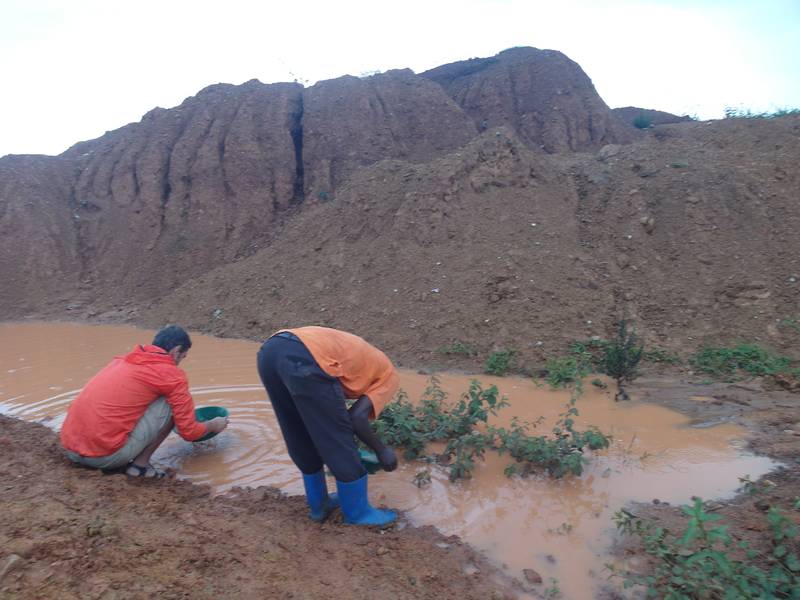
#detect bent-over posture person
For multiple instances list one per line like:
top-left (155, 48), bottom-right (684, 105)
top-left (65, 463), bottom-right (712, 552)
top-left (60, 325), bottom-right (228, 478)
top-left (257, 326), bottom-right (399, 526)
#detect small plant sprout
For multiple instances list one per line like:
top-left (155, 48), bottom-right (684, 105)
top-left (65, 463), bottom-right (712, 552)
top-left (412, 469), bottom-right (431, 488)
top-left (544, 577), bottom-right (562, 598)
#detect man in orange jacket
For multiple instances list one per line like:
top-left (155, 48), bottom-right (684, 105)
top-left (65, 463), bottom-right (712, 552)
top-left (60, 325), bottom-right (228, 478)
top-left (257, 327), bottom-right (399, 526)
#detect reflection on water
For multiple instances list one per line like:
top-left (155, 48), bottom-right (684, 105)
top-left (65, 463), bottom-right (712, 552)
top-left (0, 322), bottom-right (776, 599)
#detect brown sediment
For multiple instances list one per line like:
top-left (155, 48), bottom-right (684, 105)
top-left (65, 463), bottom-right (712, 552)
top-left (0, 414), bottom-right (520, 600)
top-left (0, 322), bottom-right (783, 599)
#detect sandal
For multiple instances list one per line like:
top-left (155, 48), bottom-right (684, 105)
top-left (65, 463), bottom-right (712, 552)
top-left (126, 462), bottom-right (166, 479)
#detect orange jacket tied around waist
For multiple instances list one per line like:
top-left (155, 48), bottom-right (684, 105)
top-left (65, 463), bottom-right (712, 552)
top-left (280, 326), bottom-right (399, 418)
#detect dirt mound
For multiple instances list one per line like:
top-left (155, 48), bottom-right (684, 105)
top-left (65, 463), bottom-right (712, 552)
top-left (0, 415), bottom-right (519, 599)
top-left (139, 116), bottom-right (800, 369)
top-left (1, 49), bottom-right (799, 372)
top-left (422, 47), bottom-right (635, 152)
top-left (302, 69), bottom-right (477, 201)
top-left (1, 47), bottom-right (628, 317)
top-left (612, 106), bottom-right (693, 127)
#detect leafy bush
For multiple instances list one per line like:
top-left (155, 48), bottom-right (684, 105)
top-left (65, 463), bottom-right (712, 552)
top-left (544, 338), bottom-right (612, 389)
top-left (445, 431), bottom-right (493, 481)
top-left (374, 378), bottom-right (610, 481)
top-left (690, 344), bottom-right (794, 378)
top-left (546, 356), bottom-right (590, 388)
top-left (602, 320), bottom-right (644, 400)
top-left (633, 113), bottom-right (652, 129)
top-left (484, 349), bottom-right (517, 376)
top-left (493, 397), bottom-right (611, 478)
top-left (436, 341), bottom-right (476, 357)
top-left (611, 498), bottom-right (800, 598)
top-left (371, 391), bottom-right (427, 459)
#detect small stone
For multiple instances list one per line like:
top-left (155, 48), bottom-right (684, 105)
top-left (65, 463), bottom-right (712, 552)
top-left (652, 498), bottom-right (661, 505)
top-left (0, 554), bottom-right (23, 583)
top-left (523, 568), bottom-right (543, 584)
top-left (86, 516), bottom-right (106, 537)
top-left (597, 144), bottom-right (620, 161)
top-left (376, 545), bottom-right (389, 556)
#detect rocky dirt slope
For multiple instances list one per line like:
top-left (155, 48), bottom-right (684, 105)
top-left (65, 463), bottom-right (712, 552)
top-left (1, 47), bottom-right (798, 371)
top-left (140, 115), bottom-right (800, 369)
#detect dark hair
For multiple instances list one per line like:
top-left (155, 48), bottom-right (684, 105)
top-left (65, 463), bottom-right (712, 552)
top-left (152, 325), bottom-right (192, 353)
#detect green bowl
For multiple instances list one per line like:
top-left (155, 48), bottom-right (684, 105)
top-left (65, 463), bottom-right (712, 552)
top-left (359, 449), bottom-right (382, 474)
top-left (193, 406), bottom-right (229, 442)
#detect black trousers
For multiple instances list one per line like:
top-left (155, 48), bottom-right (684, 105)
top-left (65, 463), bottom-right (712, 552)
top-left (256, 333), bottom-right (366, 482)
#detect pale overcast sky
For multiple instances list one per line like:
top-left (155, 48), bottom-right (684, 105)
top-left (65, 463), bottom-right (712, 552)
top-left (1, 0), bottom-right (798, 157)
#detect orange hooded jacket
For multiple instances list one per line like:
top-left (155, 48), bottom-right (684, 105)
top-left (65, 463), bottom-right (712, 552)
top-left (60, 344), bottom-right (208, 457)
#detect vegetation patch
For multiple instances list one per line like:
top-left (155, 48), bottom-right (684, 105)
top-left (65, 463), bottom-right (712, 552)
top-left (601, 320), bottom-right (643, 401)
top-left (724, 107), bottom-right (800, 119)
top-left (374, 377), bottom-right (611, 481)
top-left (611, 498), bottom-right (800, 598)
top-left (436, 341), bottom-right (477, 357)
top-left (689, 344), bottom-right (796, 379)
top-left (642, 348), bottom-right (682, 365)
top-left (484, 349), bottom-right (517, 376)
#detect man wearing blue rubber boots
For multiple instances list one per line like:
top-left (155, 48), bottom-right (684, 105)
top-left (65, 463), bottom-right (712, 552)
top-left (256, 326), bottom-right (399, 526)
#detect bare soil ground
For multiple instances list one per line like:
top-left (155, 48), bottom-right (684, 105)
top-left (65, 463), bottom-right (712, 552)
top-left (0, 415), bottom-right (519, 600)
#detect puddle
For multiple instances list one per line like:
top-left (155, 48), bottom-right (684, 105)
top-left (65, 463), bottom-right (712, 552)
top-left (0, 322), bottom-right (776, 599)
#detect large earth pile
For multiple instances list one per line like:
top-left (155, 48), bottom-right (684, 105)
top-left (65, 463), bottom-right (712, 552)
top-left (1, 46), bottom-right (798, 370)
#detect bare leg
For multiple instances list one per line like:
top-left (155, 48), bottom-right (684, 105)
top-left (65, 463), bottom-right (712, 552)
top-left (131, 417), bottom-right (174, 467)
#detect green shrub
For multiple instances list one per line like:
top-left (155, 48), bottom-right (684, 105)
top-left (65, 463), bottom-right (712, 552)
top-left (484, 349), bottom-right (517, 376)
top-left (633, 113), bottom-right (652, 129)
top-left (374, 378), bottom-right (610, 481)
top-left (690, 344), bottom-right (794, 378)
top-left (611, 498), bottom-right (800, 598)
top-left (546, 356), bottom-right (590, 388)
top-left (494, 397), bottom-right (611, 478)
top-left (602, 320), bottom-right (643, 400)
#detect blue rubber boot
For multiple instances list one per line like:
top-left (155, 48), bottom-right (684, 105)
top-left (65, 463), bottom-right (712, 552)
top-left (336, 474), bottom-right (397, 526)
top-left (301, 470), bottom-right (339, 522)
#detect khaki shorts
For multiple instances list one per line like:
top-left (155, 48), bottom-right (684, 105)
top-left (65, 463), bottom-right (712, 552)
top-left (65, 397), bottom-right (173, 470)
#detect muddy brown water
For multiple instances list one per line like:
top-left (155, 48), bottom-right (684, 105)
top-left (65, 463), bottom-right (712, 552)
top-left (0, 322), bottom-right (775, 599)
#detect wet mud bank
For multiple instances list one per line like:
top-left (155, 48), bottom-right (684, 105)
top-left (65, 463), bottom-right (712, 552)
top-left (610, 376), bottom-right (800, 591)
top-left (1, 322), bottom-right (797, 598)
top-left (0, 415), bottom-right (520, 600)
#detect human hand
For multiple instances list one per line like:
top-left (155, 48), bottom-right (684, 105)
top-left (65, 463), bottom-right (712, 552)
top-left (377, 447), bottom-right (398, 472)
top-left (205, 416), bottom-right (229, 434)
